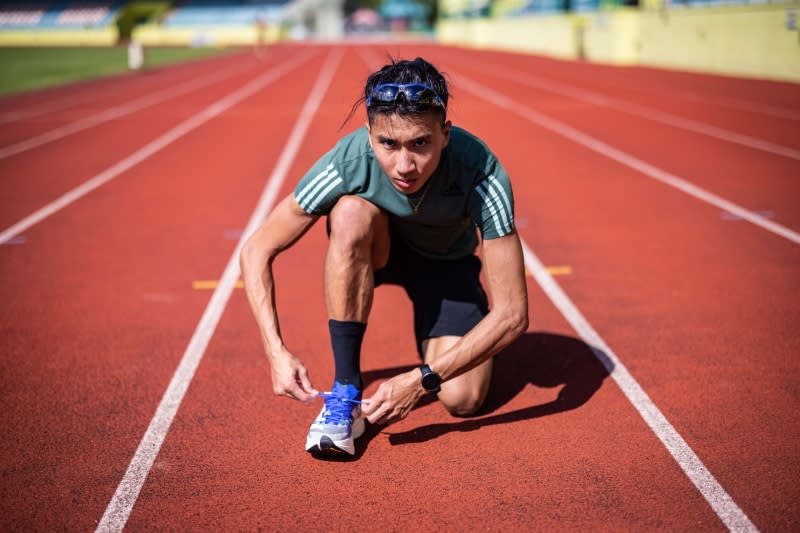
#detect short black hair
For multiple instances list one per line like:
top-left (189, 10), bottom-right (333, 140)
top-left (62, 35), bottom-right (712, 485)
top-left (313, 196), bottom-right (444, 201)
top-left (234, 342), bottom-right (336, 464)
top-left (343, 57), bottom-right (449, 128)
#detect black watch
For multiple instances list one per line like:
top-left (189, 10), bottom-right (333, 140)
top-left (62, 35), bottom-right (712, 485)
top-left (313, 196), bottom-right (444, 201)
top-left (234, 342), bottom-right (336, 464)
top-left (419, 364), bottom-right (442, 393)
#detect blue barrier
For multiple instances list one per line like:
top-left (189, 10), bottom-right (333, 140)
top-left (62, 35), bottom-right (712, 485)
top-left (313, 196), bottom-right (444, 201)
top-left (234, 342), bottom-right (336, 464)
top-left (163, 0), bottom-right (288, 27)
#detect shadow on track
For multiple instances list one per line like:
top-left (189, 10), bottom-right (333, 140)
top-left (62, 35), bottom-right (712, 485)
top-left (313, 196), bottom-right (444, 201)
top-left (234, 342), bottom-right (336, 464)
top-left (381, 331), bottom-right (614, 446)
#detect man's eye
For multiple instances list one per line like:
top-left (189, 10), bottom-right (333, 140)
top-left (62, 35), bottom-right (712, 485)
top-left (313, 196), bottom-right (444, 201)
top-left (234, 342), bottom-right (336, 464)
top-left (414, 138), bottom-right (428, 147)
top-left (381, 139), bottom-right (395, 147)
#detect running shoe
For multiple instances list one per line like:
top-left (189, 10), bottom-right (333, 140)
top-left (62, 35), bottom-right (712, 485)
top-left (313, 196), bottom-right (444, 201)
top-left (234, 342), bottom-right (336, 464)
top-left (305, 381), bottom-right (365, 457)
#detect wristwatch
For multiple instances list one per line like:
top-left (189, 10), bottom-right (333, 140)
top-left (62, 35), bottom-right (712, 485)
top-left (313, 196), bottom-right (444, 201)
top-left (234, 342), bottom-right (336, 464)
top-left (419, 364), bottom-right (442, 393)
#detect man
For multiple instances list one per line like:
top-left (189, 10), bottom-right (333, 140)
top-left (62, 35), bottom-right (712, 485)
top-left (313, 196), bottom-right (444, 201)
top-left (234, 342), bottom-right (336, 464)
top-left (241, 57), bottom-right (528, 457)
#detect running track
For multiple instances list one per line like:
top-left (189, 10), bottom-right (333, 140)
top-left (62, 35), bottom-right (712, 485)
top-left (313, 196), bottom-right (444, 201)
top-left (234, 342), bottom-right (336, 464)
top-left (1, 43), bottom-right (798, 531)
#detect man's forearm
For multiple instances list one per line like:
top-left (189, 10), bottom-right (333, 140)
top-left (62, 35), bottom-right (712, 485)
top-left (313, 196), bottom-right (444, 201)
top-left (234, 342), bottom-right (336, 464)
top-left (431, 303), bottom-right (528, 383)
top-left (241, 248), bottom-right (285, 359)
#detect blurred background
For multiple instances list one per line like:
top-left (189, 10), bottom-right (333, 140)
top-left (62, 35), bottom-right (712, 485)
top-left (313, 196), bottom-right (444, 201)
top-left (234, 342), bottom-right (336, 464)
top-left (0, 0), bottom-right (798, 95)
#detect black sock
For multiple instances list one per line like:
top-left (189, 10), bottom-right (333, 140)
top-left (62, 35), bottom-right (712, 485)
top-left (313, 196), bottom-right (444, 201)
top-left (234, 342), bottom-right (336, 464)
top-left (328, 319), bottom-right (366, 390)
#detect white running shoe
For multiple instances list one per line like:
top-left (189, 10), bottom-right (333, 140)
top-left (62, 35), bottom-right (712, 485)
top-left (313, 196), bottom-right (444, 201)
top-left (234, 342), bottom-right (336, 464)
top-left (305, 382), bottom-right (365, 457)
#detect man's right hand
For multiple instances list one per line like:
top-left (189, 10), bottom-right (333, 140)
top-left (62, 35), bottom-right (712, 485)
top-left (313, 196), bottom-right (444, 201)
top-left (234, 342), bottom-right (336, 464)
top-left (240, 194), bottom-right (321, 403)
top-left (269, 351), bottom-right (318, 402)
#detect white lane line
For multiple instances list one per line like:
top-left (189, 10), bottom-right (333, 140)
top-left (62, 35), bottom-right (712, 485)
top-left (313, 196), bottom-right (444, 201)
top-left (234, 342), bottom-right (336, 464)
top-left (0, 93), bottom-right (100, 125)
top-left (95, 46), bottom-right (344, 533)
top-left (0, 50), bottom-right (316, 246)
top-left (520, 238), bottom-right (758, 532)
top-left (677, 92), bottom-right (800, 122)
top-left (452, 49), bottom-right (800, 122)
top-left (479, 66), bottom-right (800, 161)
top-left (0, 79), bottom-right (132, 125)
top-left (355, 45), bottom-right (754, 528)
top-left (0, 51), bottom-right (255, 126)
top-left (0, 60), bottom-right (257, 160)
top-left (452, 71), bottom-right (800, 246)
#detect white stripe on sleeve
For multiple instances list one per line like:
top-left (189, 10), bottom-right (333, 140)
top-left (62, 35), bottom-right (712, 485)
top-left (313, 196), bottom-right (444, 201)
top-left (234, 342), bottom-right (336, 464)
top-left (476, 182), bottom-right (505, 236)
top-left (307, 176), bottom-right (344, 212)
top-left (298, 169), bottom-right (339, 210)
top-left (296, 163), bottom-right (334, 206)
top-left (487, 175), bottom-right (513, 226)
top-left (483, 178), bottom-right (512, 233)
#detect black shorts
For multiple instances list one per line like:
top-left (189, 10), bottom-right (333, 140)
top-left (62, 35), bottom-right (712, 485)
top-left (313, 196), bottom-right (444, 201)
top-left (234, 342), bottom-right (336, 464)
top-left (375, 236), bottom-right (489, 356)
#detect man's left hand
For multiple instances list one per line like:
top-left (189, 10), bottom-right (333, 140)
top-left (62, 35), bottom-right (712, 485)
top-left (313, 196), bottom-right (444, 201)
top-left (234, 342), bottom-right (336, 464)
top-left (361, 370), bottom-right (424, 425)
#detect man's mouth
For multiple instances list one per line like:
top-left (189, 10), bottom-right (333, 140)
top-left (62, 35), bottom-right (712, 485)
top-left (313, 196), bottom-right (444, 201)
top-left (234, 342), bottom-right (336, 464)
top-left (394, 177), bottom-right (417, 191)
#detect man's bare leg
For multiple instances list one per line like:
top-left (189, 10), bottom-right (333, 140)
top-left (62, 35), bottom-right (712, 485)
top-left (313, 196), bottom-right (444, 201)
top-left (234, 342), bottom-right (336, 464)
top-left (324, 196), bottom-right (389, 388)
top-left (325, 196), bottom-right (390, 321)
top-left (306, 196), bottom-right (390, 456)
top-left (422, 336), bottom-right (492, 417)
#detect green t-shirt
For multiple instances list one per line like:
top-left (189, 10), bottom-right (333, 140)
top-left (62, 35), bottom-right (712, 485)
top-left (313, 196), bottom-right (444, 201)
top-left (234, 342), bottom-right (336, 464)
top-left (293, 125), bottom-right (515, 260)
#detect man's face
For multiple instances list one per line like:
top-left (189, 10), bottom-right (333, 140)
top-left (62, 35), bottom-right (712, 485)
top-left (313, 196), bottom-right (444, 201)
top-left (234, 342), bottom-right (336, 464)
top-left (367, 112), bottom-right (451, 195)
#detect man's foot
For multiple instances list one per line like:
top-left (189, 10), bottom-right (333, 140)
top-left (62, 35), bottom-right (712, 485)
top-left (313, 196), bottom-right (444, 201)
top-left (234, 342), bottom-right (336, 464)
top-left (305, 382), bottom-right (365, 457)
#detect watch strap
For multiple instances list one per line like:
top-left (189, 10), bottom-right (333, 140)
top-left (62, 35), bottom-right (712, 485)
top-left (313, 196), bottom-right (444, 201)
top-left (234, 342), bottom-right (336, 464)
top-left (419, 364), bottom-right (442, 393)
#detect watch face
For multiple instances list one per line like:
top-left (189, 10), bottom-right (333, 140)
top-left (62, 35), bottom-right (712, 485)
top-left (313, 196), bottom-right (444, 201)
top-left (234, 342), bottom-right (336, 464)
top-left (422, 371), bottom-right (441, 391)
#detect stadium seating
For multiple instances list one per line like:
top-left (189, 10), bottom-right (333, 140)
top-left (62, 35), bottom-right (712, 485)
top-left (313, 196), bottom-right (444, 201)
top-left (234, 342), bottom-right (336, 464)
top-left (506, 0), bottom-right (602, 14)
top-left (163, 0), bottom-right (289, 27)
top-left (0, 1), bottom-right (124, 29)
top-left (0, 1), bottom-right (289, 30)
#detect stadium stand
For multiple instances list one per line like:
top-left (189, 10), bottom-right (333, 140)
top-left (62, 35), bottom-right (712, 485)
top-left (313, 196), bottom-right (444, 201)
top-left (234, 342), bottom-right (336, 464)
top-left (505, 0), bottom-right (606, 14)
top-left (0, 1), bottom-right (123, 29)
top-left (0, 3), bottom-right (47, 27)
top-left (163, 0), bottom-right (289, 27)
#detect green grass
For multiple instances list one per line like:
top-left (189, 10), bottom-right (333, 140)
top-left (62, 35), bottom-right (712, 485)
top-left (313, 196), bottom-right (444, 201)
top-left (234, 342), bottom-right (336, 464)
top-left (0, 46), bottom-right (230, 96)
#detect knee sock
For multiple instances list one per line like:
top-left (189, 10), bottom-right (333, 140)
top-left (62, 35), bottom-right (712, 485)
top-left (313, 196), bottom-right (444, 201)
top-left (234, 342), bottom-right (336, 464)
top-left (329, 319), bottom-right (366, 390)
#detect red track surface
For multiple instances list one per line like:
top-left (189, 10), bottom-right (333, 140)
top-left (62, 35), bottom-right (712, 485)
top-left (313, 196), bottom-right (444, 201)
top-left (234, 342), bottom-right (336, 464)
top-left (1, 43), bottom-right (798, 531)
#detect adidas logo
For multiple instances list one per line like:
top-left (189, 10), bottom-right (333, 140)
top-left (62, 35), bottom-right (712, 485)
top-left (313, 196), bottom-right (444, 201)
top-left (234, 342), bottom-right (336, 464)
top-left (441, 181), bottom-right (463, 197)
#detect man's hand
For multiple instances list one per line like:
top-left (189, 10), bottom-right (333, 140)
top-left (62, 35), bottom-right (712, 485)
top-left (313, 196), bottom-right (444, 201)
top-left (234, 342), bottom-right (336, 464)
top-left (269, 350), bottom-right (318, 402)
top-left (240, 194), bottom-right (321, 403)
top-left (362, 370), bottom-right (424, 425)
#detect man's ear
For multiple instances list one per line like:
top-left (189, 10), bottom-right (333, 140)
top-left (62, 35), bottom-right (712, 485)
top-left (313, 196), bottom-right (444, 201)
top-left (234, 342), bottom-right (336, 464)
top-left (365, 121), bottom-right (373, 149)
top-left (442, 120), bottom-right (452, 149)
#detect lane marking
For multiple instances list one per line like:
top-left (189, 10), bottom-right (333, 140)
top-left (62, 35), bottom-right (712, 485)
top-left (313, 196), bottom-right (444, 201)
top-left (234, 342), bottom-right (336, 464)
top-left (678, 93), bottom-right (800, 122)
top-left (0, 50), bottom-right (316, 246)
top-left (721, 210), bottom-right (775, 221)
top-left (452, 71), bottom-right (800, 246)
top-left (192, 280), bottom-right (244, 290)
top-left (545, 265), bottom-right (572, 276)
top-left (0, 54), bottom-right (254, 126)
top-left (0, 61), bottom-right (257, 160)
top-left (0, 96), bottom-right (96, 126)
top-left (624, 85), bottom-right (800, 123)
top-left (361, 47), bottom-right (755, 529)
top-left (450, 49), bottom-right (800, 122)
top-left (480, 65), bottom-right (800, 161)
top-left (95, 47), bottom-right (343, 533)
top-left (222, 229), bottom-right (244, 240)
top-left (425, 56), bottom-right (759, 530)
top-left (526, 265), bottom-right (573, 276)
top-left (0, 87), bottom-right (115, 126)
top-left (0, 235), bottom-right (26, 245)
top-left (520, 238), bottom-right (758, 532)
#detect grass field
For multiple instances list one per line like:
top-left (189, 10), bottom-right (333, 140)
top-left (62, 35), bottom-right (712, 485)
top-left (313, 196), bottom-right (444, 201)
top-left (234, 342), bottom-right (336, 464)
top-left (0, 46), bottom-right (230, 96)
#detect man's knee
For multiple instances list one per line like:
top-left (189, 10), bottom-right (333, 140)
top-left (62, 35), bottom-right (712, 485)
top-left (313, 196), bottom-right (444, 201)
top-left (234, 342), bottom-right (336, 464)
top-left (329, 197), bottom-right (383, 243)
top-left (423, 338), bottom-right (491, 417)
top-left (439, 384), bottom-right (489, 418)
top-left (328, 196), bottom-right (388, 266)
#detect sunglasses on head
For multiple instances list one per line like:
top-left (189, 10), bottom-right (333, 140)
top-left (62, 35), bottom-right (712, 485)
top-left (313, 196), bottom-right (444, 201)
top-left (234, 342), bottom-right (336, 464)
top-left (367, 83), bottom-right (445, 109)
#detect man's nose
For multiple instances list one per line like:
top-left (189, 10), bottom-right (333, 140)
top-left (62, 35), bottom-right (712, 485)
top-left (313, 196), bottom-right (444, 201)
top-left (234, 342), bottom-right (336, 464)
top-left (396, 150), bottom-right (415, 174)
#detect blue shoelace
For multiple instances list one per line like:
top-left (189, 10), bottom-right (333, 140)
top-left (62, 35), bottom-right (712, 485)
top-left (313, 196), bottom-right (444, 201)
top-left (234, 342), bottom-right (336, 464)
top-left (318, 391), bottom-right (361, 425)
